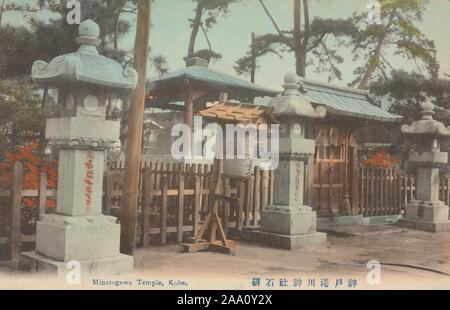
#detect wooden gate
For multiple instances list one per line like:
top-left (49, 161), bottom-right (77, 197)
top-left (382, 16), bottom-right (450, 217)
top-left (309, 125), bottom-right (358, 217)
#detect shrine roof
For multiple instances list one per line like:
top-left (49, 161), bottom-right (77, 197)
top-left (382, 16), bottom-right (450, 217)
top-left (254, 78), bottom-right (402, 123)
top-left (148, 65), bottom-right (279, 98)
top-left (300, 78), bottom-right (403, 122)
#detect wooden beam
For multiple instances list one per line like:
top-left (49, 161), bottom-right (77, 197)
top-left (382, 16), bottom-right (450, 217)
top-left (185, 84), bottom-right (193, 129)
top-left (10, 162), bottom-right (22, 262)
top-left (38, 173), bottom-right (47, 220)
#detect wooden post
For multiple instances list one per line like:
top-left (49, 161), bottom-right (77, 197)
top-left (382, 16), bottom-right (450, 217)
top-left (269, 169), bottom-right (274, 206)
top-left (245, 175), bottom-right (254, 227)
top-left (185, 85), bottom-right (193, 129)
top-left (351, 146), bottom-right (359, 215)
top-left (261, 169), bottom-right (269, 211)
top-left (223, 177), bottom-right (230, 235)
top-left (10, 162), bottom-right (22, 262)
top-left (306, 156), bottom-right (314, 206)
top-left (178, 168), bottom-right (185, 243)
top-left (38, 172), bottom-right (47, 220)
top-left (121, 0), bottom-right (151, 255)
top-left (253, 167), bottom-right (260, 226)
top-left (141, 167), bottom-right (152, 247)
top-left (161, 174), bottom-right (168, 245)
top-left (237, 181), bottom-right (245, 230)
top-left (370, 168), bottom-right (375, 217)
top-left (193, 173), bottom-right (201, 237)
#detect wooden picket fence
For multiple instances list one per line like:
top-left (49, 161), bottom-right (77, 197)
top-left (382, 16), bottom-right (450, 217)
top-left (104, 161), bottom-right (275, 246)
top-left (0, 162), bottom-right (55, 261)
top-left (0, 160), bottom-right (274, 261)
top-left (359, 166), bottom-right (450, 217)
top-left (7, 162), bottom-right (450, 261)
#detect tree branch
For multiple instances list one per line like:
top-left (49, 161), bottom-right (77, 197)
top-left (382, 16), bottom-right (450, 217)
top-left (258, 0), bottom-right (294, 49)
top-left (200, 22), bottom-right (212, 51)
top-left (0, 0), bottom-right (6, 26)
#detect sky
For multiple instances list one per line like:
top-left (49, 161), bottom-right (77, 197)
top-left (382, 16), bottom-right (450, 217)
top-left (3, 0), bottom-right (450, 90)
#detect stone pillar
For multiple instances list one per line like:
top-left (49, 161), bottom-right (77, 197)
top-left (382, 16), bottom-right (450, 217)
top-left (250, 73), bottom-right (327, 249)
top-left (398, 101), bottom-right (450, 232)
top-left (20, 20), bottom-right (137, 276)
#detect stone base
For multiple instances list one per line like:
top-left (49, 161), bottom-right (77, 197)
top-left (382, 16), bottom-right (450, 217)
top-left (398, 200), bottom-right (450, 232)
top-left (36, 214), bottom-right (121, 262)
top-left (249, 231), bottom-right (327, 250)
top-left (260, 205), bottom-right (317, 235)
top-left (19, 251), bottom-right (133, 278)
top-left (404, 200), bottom-right (449, 222)
top-left (397, 218), bottom-right (450, 232)
top-left (317, 215), bottom-right (363, 228)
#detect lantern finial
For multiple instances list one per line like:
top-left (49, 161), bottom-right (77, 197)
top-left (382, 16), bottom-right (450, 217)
top-left (420, 100), bottom-right (435, 120)
top-left (76, 19), bottom-right (101, 52)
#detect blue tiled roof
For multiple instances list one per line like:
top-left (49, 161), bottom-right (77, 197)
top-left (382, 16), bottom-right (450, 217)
top-left (149, 65), bottom-right (279, 96)
top-left (301, 79), bottom-right (402, 122)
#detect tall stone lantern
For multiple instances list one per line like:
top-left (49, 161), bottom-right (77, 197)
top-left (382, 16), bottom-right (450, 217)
top-left (251, 73), bottom-right (327, 249)
top-left (398, 101), bottom-right (450, 232)
top-left (20, 20), bottom-right (137, 275)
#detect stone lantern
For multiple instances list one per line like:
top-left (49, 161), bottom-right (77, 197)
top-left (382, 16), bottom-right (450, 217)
top-left (398, 100), bottom-right (450, 232)
top-left (251, 73), bottom-right (327, 249)
top-left (20, 20), bottom-right (137, 275)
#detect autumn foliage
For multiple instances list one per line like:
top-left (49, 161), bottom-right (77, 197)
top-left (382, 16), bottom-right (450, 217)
top-left (362, 150), bottom-right (400, 169)
top-left (0, 140), bottom-right (57, 208)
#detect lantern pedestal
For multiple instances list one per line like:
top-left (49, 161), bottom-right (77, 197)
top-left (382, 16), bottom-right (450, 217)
top-left (36, 215), bottom-right (122, 262)
top-left (21, 215), bottom-right (133, 277)
top-left (19, 19), bottom-right (138, 277)
top-left (251, 206), bottom-right (326, 249)
top-left (249, 73), bottom-right (328, 249)
top-left (398, 201), bottom-right (450, 232)
top-left (21, 122), bottom-right (134, 275)
top-left (20, 148), bottom-right (134, 275)
top-left (398, 154), bottom-right (450, 232)
top-left (398, 101), bottom-right (450, 233)
top-left (20, 252), bottom-right (133, 279)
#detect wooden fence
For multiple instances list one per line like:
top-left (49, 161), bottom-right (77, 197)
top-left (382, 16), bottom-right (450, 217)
top-left (0, 160), bottom-right (274, 261)
top-left (104, 161), bottom-right (275, 246)
top-left (7, 162), bottom-right (450, 261)
top-left (359, 166), bottom-right (450, 217)
top-left (0, 162), bottom-right (55, 261)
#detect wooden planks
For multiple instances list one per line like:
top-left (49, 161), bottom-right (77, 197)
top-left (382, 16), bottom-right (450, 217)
top-left (359, 167), bottom-right (416, 217)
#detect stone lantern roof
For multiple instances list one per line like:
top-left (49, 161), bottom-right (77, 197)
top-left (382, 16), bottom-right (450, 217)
top-left (31, 20), bottom-right (137, 90)
top-left (401, 100), bottom-right (450, 138)
top-left (271, 73), bottom-right (326, 119)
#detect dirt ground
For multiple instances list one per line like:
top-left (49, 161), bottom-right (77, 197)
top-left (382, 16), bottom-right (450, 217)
top-left (0, 224), bottom-right (449, 290)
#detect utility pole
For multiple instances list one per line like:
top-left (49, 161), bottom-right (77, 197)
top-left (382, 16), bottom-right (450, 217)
top-left (121, 0), bottom-right (151, 255)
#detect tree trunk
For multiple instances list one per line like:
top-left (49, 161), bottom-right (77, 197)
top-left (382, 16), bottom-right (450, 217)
top-left (300, 0), bottom-right (310, 78)
top-left (121, 0), bottom-right (151, 256)
top-left (293, 0), bottom-right (305, 77)
top-left (358, 32), bottom-right (387, 89)
top-left (114, 12), bottom-right (121, 51)
top-left (250, 32), bottom-right (256, 83)
top-left (0, 0), bottom-right (6, 26)
top-left (187, 3), bottom-right (204, 59)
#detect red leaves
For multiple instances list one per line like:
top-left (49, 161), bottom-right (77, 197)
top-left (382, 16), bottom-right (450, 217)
top-left (0, 140), bottom-right (58, 209)
top-left (363, 150), bottom-right (400, 169)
